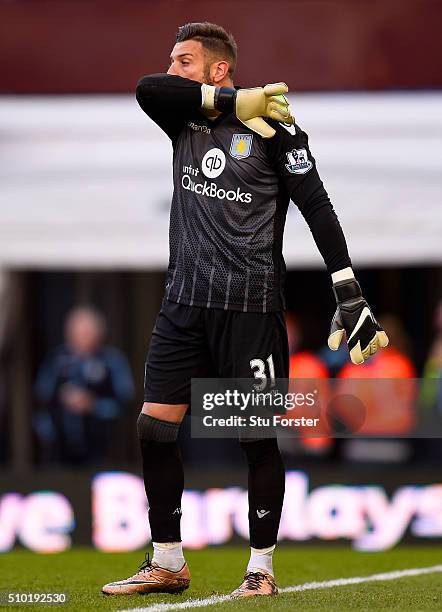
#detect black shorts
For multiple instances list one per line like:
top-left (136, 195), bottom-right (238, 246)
top-left (144, 298), bottom-right (289, 405)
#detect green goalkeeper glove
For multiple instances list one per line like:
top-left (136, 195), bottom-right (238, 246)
top-left (202, 82), bottom-right (294, 138)
top-left (235, 83), bottom-right (294, 138)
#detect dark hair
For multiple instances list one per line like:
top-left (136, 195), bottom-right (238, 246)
top-left (176, 22), bottom-right (237, 76)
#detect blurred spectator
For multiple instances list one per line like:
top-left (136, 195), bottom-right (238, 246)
top-left (420, 299), bottom-right (442, 413)
top-left (34, 306), bottom-right (134, 464)
top-left (286, 311), bottom-right (330, 378)
top-left (284, 312), bottom-right (332, 456)
top-left (335, 314), bottom-right (416, 463)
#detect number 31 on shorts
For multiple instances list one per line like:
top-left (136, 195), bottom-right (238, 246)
top-left (250, 354), bottom-right (276, 391)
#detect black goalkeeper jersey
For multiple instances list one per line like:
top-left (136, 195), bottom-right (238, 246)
top-left (136, 74), bottom-right (351, 313)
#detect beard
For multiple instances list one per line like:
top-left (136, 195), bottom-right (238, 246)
top-left (202, 63), bottom-right (215, 86)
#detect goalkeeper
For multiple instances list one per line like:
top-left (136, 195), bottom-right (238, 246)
top-left (103, 22), bottom-right (388, 598)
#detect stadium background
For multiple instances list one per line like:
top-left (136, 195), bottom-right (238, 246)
top-left (0, 0), bottom-right (442, 557)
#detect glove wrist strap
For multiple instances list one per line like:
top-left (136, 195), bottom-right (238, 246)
top-left (202, 84), bottom-right (236, 113)
top-left (214, 87), bottom-right (236, 113)
top-left (333, 279), bottom-right (362, 304)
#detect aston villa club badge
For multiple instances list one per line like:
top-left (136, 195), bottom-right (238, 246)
top-left (230, 133), bottom-right (253, 159)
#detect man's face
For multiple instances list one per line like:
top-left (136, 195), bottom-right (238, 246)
top-left (167, 40), bottom-right (212, 84)
top-left (66, 311), bottom-right (103, 355)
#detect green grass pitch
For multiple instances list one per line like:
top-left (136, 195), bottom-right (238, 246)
top-left (0, 546), bottom-right (441, 610)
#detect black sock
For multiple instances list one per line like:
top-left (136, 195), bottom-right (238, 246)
top-left (138, 415), bottom-right (184, 542)
top-left (240, 438), bottom-right (285, 549)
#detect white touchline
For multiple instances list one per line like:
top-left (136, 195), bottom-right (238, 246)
top-left (117, 564), bottom-right (442, 612)
top-left (281, 564), bottom-right (442, 594)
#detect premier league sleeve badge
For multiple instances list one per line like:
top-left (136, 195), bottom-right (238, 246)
top-left (285, 148), bottom-right (313, 174)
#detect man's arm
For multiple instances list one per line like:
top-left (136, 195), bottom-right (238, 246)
top-left (136, 73), bottom-right (204, 142)
top-left (136, 74), bottom-right (293, 142)
top-left (266, 123), bottom-right (351, 274)
top-left (267, 123), bottom-right (388, 364)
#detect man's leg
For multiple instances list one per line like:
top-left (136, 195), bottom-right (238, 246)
top-left (138, 402), bottom-right (187, 570)
top-left (239, 438), bottom-right (285, 577)
top-left (138, 300), bottom-right (210, 568)
top-left (102, 401), bottom-right (191, 595)
top-left (208, 309), bottom-right (289, 597)
top-left (102, 402), bottom-right (190, 595)
top-left (103, 301), bottom-right (211, 595)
